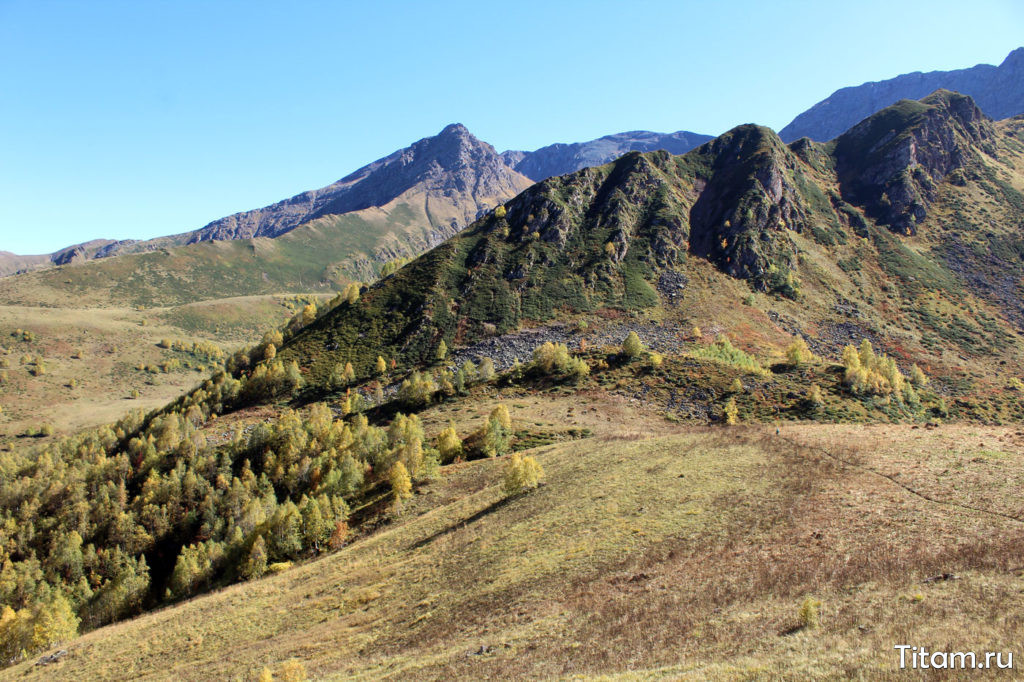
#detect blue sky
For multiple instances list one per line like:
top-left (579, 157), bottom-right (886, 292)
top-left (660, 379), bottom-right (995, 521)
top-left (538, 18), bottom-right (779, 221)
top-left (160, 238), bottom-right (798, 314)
top-left (1, 0), bottom-right (1022, 254)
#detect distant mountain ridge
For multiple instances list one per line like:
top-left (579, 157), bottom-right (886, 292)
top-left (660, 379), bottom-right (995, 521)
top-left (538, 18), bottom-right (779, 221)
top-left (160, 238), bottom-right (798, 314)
top-left (0, 126), bottom-right (714, 280)
top-left (178, 123), bottom-right (525, 245)
top-left (502, 130), bottom-right (714, 181)
top-left (780, 47), bottom-right (1024, 142)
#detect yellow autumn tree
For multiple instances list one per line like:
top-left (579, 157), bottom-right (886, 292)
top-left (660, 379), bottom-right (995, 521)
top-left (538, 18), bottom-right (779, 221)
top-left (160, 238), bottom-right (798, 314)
top-left (502, 454), bottom-right (544, 495)
top-left (436, 423), bottom-right (464, 462)
top-left (389, 461), bottom-right (412, 501)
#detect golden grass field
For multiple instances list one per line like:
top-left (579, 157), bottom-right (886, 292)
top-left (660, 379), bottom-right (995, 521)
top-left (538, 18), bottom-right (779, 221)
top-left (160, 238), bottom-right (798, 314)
top-left (0, 294), bottom-right (331, 442)
top-left (7, 391), bottom-right (1024, 680)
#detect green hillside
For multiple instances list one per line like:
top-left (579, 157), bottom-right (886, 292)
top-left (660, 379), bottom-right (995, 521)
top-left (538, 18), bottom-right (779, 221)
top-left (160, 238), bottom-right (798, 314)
top-left (280, 92), bottom-right (1024, 396)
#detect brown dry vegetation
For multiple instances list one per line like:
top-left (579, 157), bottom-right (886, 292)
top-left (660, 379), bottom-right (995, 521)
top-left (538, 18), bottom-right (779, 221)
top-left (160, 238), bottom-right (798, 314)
top-left (7, 392), bottom-right (1024, 680)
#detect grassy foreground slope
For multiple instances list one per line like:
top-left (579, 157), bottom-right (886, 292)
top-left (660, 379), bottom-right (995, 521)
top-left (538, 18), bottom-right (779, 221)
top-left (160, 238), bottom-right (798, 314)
top-left (10, 393), bottom-right (1024, 680)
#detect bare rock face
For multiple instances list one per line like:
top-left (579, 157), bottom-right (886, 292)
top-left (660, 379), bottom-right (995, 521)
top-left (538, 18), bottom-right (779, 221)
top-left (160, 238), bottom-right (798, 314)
top-left (834, 90), bottom-right (995, 234)
top-left (185, 124), bottom-right (529, 243)
top-left (780, 47), bottom-right (1024, 142)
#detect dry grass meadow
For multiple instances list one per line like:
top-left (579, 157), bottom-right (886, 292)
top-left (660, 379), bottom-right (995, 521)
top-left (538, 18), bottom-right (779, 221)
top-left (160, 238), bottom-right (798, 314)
top-left (0, 294), bottom-right (329, 442)
top-left (6, 393), bottom-right (1024, 680)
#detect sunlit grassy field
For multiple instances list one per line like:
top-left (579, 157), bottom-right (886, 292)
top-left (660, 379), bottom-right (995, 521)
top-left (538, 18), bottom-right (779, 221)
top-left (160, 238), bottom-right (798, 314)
top-left (8, 392), bottom-right (1023, 680)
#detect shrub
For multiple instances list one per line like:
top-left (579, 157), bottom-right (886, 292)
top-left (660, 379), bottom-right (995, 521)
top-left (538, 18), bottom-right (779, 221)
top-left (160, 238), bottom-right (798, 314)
top-left (807, 384), bottom-right (824, 407)
top-left (1008, 377), bottom-right (1024, 392)
top-left (343, 282), bottom-right (361, 305)
top-left (532, 341), bottom-right (571, 373)
top-left (729, 378), bottom-right (743, 393)
top-left (398, 371), bottom-right (436, 407)
top-left (388, 461), bottom-right (413, 501)
top-left (648, 352), bottom-right (664, 368)
top-left (841, 340), bottom-right (906, 397)
top-left (279, 659), bottom-right (308, 682)
top-left (722, 398), bottom-right (739, 425)
top-left (785, 337), bottom-right (815, 366)
top-left (436, 424), bottom-right (464, 462)
top-left (622, 331), bottom-right (644, 359)
top-left (241, 536), bottom-right (267, 580)
top-left (799, 596), bottom-right (822, 629)
top-left (330, 362), bottom-right (356, 389)
top-left (501, 454), bottom-right (544, 495)
top-left (482, 404), bottom-right (512, 457)
top-left (692, 336), bottom-right (768, 376)
top-left (531, 342), bottom-right (588, 382)
top-left (567, 356), bottom-right (590, 382)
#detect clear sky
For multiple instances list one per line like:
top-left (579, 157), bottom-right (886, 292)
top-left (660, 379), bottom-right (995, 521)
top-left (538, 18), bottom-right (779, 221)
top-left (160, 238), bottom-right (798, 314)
top-left (1, 0), bottom-right (1022, 254)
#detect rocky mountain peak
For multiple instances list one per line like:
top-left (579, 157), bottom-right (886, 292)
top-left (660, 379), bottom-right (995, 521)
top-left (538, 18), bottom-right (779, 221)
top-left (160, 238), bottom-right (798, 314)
top-left (687, 125), bottom-right (809, 287)
top-left (178, 123), bottom-right (528, 244)
top-left (1001, 46), bottom-right (1024, 69)
top-left (834, 90), bottom-right (995, 234)
top-left (505, 129), bottom-right (714, 182)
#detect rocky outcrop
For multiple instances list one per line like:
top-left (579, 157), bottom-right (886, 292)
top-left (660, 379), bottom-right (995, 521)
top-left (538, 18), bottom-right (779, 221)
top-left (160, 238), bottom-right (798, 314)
top-left (503, 130), bottom-right (713, 181)
top-left (780, 47), bottom-right (1024, 142)
top-left (688, 126), bottom-right (809, 290)
top-left (834, 90), bottom-right (995, 234)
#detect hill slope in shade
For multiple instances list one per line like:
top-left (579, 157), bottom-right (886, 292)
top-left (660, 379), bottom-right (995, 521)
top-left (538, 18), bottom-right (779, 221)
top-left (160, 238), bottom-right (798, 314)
top-left (780, 47), bottom-right (1024, 142)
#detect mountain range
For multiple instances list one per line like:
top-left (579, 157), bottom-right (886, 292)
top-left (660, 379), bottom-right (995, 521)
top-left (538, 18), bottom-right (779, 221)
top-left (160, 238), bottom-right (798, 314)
top-left (780, 47), bottom-right (1024, 142)
top-left (279, 90), bottom-right (1024, 394)
top-left (3, 47), bottom-right (1021, 292)
top-left (0, 127), bottom-right (712, 280)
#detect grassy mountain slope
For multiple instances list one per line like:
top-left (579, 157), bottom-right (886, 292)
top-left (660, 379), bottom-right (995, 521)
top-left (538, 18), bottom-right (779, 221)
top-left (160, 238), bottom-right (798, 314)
top-left (0, 294), bottom-right (328, 439)
top-left (9, 392), bottom-right (1024, 680)
top-left (279, 92), bottom-right (1024, 397)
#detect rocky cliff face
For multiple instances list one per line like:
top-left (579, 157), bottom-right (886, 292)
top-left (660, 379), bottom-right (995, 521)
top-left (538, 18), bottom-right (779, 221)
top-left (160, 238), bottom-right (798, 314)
top-left (503, 130), bottom-right (714, 181)
top-left (687, 126), bottom-right (809, 286)
top-left (183, 124), bottom-right (530, 244)
top-left (780, 47), bottom-right (1024, 142)
top-left (833, 90), bottom-right (995, 234)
